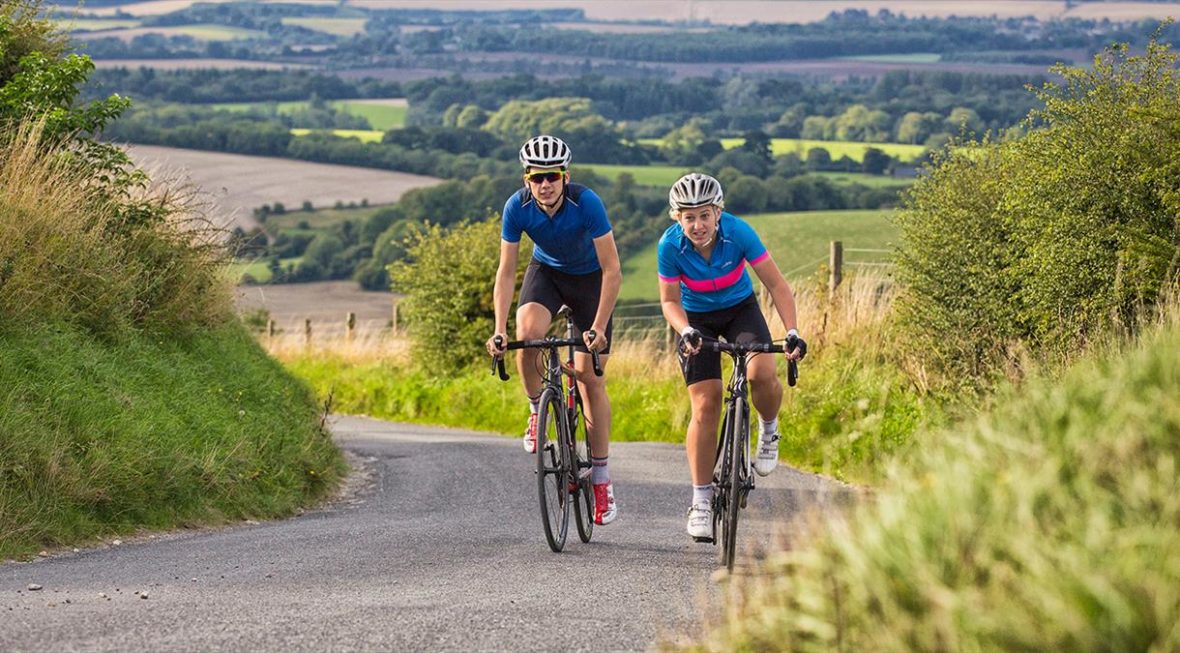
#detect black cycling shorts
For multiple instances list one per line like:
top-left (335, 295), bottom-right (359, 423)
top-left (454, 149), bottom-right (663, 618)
top-left (677, 294), bottom-right (771, 386)
top-left (518, 260), bottom-right (613, 355)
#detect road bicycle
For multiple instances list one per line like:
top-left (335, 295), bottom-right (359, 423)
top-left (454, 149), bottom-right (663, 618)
top-left (492, 307), bottom-right (602, 552)
top-left (695, 334), bottom-right (800, 571)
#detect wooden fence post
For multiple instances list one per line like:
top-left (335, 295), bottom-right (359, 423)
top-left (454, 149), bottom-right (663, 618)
top-left (392, 301), bottom-right (400, 334)
top-left (829, 240), bottom-right (843, 295)
top-left (346, 312), bottom-right (356, 342)
top-left (266, 319), bottom-right (275, 339)
top-left (304, 318), bottom-right (312, 347)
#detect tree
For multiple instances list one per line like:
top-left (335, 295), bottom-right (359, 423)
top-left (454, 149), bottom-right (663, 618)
top-left (739, 130), bottom-right (772, 164)
top-left (861, 147), bottom-right (891, 175)
top-left (895, 111), bottom-right (943, 144)
top-left (833, 104), bottom-right (891, 142)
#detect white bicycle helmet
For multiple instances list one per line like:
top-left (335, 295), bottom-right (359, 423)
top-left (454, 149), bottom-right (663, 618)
top-left (669, 173), bottom-right (724, 210)
top-left (519, 135), bottom-right (572, 169)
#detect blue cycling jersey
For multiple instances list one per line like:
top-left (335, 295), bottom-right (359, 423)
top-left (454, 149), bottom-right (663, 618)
top-left (657, 212), bottom-right (770, 313)
top-left (501, 183), bottom-right (612, 275)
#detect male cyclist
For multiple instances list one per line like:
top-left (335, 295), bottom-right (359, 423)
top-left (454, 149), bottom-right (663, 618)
top-left (657, 173), bottom-right (806, 542)
top-left (486, 135), bottom-right (623, 526)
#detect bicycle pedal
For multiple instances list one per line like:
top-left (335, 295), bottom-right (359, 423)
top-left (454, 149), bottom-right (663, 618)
top-left (692, 536), bottom-right (715, 544)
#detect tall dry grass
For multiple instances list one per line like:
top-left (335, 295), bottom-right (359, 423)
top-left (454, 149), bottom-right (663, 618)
top-left (0, 120), bottom-right (233, 337)
top-left (672, 296), bottom-right (1180, 653)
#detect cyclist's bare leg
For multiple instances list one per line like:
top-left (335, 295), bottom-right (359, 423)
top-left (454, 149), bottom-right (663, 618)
top-left (748, 353), bottom-right (783, 423)
top-left (515, 302), bottom-right (552, 400)
top-left (574, 352), bottom-right (611, 457)
top-left (686, 380), bottom-right (723, 485)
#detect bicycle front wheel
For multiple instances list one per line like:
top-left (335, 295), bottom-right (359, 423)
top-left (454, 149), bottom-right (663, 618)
top-left (571, 399), bottom-right (594, 543)
top-left (536, 389), bottom-right (570, 552)
top-left (720, 396), bottom-right (747, 571)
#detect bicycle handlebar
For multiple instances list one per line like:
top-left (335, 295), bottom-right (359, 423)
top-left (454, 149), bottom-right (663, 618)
top-left (490, 335), bottom-right (603, 380)
top-left (692, 335), bottom-right (802, 387)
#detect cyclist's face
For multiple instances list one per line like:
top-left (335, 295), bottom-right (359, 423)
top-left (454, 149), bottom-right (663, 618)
top-left (525, 167), bottom-right (566, 204)
top-left (675, 205), bottom-right (720, 246)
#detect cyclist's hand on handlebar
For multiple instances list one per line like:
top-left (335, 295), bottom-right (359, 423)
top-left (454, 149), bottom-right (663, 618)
top-left (785, 330), bottom-right (807, 361)
top-left (584, 328), bottom-right (608, 353)
top-left (678, 326), bottom-right (703, 355)
top-left (486, 333), bottom-right (508, 357)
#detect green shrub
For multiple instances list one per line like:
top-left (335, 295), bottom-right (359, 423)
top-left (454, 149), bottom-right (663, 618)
top-left (895, 38), bottom-right (1180, 387)
top-left (388, 218), bottom-right (528, 372)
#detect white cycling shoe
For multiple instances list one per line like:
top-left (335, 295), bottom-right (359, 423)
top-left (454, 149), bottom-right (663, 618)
top-left (686, 503), bottom-right (713, 542)
top-left (754, 430), bottom-right (780, 476)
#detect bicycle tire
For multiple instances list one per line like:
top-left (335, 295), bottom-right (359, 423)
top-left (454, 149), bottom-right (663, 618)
top-left (536, 389), bottom-right (570, 552)
top-left (721, 396), bottom-right (746, 571)
top-left (712, 405), bottom-right (733, 549)
top-left (571, 399), bottom-right (594, 543)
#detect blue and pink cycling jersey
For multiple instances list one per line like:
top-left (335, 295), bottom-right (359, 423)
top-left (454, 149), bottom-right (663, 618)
top-left (501, 183), bottom-right (612, 275)
top-left (657, 212), bottom-right (770, 313)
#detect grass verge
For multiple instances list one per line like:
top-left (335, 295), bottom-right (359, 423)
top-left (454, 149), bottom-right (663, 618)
top-left (0, 322), bottom-right (344, 560)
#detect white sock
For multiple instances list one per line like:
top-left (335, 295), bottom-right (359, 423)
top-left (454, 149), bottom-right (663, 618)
top-left (591, 457), bottom-right (610, 484)
top-left (760, 416), bottom-right (779, 437)
top-left (528, 398), bottom-right (539, 414)
top-left (692, 484), bottom-right (713, 507)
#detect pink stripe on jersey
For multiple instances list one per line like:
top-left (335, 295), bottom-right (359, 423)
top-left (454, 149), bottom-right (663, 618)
top-left (679, 258), bottom-right (750, 293)
top-left (658, 273), bottom-right (682, 283)
top-left (749, 251), bottom-right (770, 266)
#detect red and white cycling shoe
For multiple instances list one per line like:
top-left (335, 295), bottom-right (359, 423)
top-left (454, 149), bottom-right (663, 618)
top-left (522, 413), bottom-right (538, 453)
top-left (593, 481), bottom-right (617, 525)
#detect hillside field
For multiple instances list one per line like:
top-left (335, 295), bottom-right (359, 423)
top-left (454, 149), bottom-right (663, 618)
top-left (213, 99), bottom-right (407, 131)
top-left (619, 209), bottom-right (896, 302)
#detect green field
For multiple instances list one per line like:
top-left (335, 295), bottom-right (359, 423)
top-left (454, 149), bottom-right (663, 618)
top-left (619, 209), bottom-right (896, 302)
top-left (642, 137), bottom-right (926, 163)
top-left (148, 24), bottom-right (267, 41)
top-left (56, 18), bottom-right (140, 31)
top-left (337, 101), bottom-right (407, 131)
top-left (583, 165), bottom-right (915, 189)
top-left (578, 163), bottom-right (690, 186)
top-left (812, 171), bottom-right (915, 188)
top-left (281, 17), bottom-right (367, 36)
top-left (722, 138), bottom-right (927, 162)
top-left (212, 100), bottom-right (406, 130)
top-left (836, 53), bottom-right (942, 63)
top-left (231, 256), bottom-right (304, 284)
top-left (289, 128), bottom-right (384, 142)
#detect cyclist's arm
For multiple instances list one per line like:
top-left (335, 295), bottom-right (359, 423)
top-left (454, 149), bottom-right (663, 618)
top-left (750, 255), bottom-right (799, 334)
top-left (493, 239), bottom-right (520, 336)
top-left (658, 278), bottom-right (693, 334)
top-left (590, 231), bottom-right (622, 336)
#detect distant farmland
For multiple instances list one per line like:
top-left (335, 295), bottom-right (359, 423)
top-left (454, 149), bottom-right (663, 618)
top-left (72, 1), bottom-right (1180, 24)
top-left (92, 59), bottom-right (315, 70)
top-left (123, 145), bottom-right (442, 232)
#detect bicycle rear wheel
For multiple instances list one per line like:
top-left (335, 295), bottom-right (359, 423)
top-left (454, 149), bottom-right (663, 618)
top-left (536, 389), bottom-right (570, 552)
top-left (571, 400), bottom-right (594, 543)
top-left (720, 396), bottom-right (746, 571)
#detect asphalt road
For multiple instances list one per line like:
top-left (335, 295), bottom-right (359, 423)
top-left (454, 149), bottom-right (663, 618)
top-left (0, 415), bottom-right (848, 652)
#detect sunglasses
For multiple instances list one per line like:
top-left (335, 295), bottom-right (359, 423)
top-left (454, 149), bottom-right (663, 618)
top-left (525, 171), bottom-right (564, 184)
